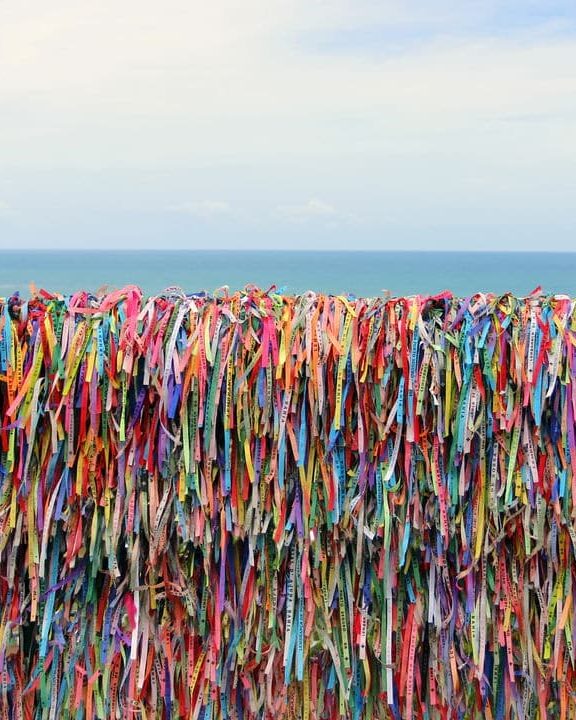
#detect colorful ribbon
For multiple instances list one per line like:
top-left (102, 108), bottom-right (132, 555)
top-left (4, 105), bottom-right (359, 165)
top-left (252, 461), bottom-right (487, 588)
top-left (0, 286), bottom-right (575, 719)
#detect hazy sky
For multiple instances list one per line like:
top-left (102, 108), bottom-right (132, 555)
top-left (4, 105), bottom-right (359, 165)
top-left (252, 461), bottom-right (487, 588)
top-left (1, 1), bottom-right (575, 250)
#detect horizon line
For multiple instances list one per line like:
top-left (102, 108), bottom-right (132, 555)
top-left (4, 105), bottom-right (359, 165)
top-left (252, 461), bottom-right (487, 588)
top-left (1, 248), bottom-right (576, 254)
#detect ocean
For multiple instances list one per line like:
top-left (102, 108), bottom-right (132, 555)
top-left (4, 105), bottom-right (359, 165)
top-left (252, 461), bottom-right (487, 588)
top-left (1, 250), bottom-right (575, 297)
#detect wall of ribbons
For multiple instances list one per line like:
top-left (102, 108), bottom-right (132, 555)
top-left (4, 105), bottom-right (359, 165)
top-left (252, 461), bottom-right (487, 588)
top-left (0, 286), bottom-right (575, 719)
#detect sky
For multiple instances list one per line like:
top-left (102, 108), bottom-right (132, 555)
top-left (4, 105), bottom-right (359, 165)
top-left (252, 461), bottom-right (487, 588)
top-left (0, 0), bottom-right (575, 251)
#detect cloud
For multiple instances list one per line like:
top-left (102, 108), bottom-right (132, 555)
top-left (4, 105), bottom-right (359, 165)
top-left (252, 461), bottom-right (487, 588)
top-left (166, 200), bottom-right (232, 219)
top-left (275, 199), bottom-right (358, 227)
top-left (168, 197), bottom-right (356, 227)
top-left (276, 198), bottom-right (336, 219)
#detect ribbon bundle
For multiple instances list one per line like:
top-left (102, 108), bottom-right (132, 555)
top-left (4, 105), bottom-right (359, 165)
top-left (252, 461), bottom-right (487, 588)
top-left (0, 285), bottom-right (575, 719)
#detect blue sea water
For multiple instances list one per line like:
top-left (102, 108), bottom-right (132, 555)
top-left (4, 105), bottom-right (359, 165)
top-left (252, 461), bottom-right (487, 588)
top-left (0, 250), bottom-right (575, 297)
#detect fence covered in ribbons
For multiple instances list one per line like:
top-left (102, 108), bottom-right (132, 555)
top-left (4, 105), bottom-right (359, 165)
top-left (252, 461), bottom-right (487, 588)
top-left (0, 286), bottom-right (576, 719)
